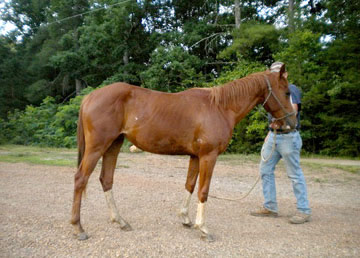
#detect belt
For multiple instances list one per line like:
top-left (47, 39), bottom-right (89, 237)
top-left (269, 128), bottom-right (297, 134)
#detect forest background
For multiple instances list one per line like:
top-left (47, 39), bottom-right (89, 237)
top-left (0, 0), bottom-right (359, 157)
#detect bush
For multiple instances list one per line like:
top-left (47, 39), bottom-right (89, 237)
top-left (1, 97), bottom-right (58, 145)
top-left (0, 87), bottom-right (94, 148)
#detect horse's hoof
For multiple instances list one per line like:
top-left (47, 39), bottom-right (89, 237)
top-left (200, 233), bottom-right (215, 242)
top-left (78, 232), bottom-right (89, 241)
top-left (121, 223), bottom-right (133, 231)
top-left (182, 222), bottom-right (193, 228)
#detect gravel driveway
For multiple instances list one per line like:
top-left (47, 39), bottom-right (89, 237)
top-left (1, 152), bottom-right (359, 257)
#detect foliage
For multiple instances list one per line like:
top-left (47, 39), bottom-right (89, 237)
top-left (274, 29), bottom-right (323, 92)
top-left (0, 37), bottom-right (29, 118)
top-left (25, 79), bottom-right (52, 105)
top-left (274, 29), bottom-right (360, 157)
top-left (141, 46), bottom-right (205, 92)
top-left (0, 0), bottom-right (359, 157)
top-left (219, 23), bottom-right (280, 65)
top-left (1, 97), bottom-right (59, 146)
top-left (0, 87), bottom-right (94, 148)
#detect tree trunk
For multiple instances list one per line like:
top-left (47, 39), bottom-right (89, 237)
top-left (288, 0), bottom-right (295, 32)
top-left (75, 79), bottom-right (83, 96)
top-left (62, 74), bottom-right (70, 96)
top-left (122, 49), bottom-right (129, 81)
top-left (234, 0), bottom-right (241, 29)
top-left (123, 49), bottom-right (129, 65)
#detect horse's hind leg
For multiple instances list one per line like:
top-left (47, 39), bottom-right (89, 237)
top-left (71, 148), bottom-right (102, 240)
top-left (100, 135), bottom-right (132, 231)
top-left (179, 155), bottom-right (199, 227)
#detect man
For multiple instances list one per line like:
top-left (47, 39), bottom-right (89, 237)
top-left (251, 62), bottom-right (311, 224)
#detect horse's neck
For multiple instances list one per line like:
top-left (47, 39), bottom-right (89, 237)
top-left (219, 80), bottom-right (264, 125)
top-left (231, 94), bottom-right (262, 125)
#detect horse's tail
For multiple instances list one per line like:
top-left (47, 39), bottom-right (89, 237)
top-left (77, 105), bottom-right (85, 168)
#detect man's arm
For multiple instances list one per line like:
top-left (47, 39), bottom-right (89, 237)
top-left (292, 103), bottom-right (298, 115)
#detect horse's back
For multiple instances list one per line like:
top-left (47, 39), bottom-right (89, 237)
top-left (82, 82), bottom-right (135, 108)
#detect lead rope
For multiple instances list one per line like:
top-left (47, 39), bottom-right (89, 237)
top-left (261, 129), bottom-right (277, 162)
top-left (208, 175), bottom-right (261, 202)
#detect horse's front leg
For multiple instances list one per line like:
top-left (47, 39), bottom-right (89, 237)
top-left (179, 156), bottom-right (199, 227)
top-left (194, 152), bottom-right (217, 242)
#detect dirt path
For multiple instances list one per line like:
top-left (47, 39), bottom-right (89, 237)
top-left (1, 153), bottom-right (359, 257)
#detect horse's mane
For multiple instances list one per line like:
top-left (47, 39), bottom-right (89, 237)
top-left (209, 71), bottom-right (267, 108)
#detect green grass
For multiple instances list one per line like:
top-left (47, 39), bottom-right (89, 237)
top-left (302, 153), bottom-right (360, 161)
top-left (1, 145), bottom-right (359, 175)
top-left (302, 162), bottom-right (359, 175)
top-left (219, 153), bottom-right (359, 175)
top-left (0, 144), bottom-right (77, 167)
top-left (331, 165), bottom-right (360, 174)
top-left (301, 162), bottom-right (325, 173)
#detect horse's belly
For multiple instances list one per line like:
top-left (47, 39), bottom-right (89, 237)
top-left (125, 133), bottom-right (194, 155)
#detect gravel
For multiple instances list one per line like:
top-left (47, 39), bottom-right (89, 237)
top-left (1, 152), bottom-right (359, 257)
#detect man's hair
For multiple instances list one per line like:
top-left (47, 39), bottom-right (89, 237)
top-left (270, 61), bottom-right (285, 73)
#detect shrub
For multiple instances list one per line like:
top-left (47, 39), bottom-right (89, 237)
top-left (1, 87), bottom-right (94, 148)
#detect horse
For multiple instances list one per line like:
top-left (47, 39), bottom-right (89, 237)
top-left (71, 63), bottom-right (296, 242)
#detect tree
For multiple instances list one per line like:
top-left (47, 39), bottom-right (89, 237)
top-left (74, 0), bottom-right (159, 86)
top-left (140, 46), bottom-right (204, 92)
top-left (0, 0), bottom-right (359, 156)
top-left (0, 0), bottom-right (50, 36)
top-left (0, 36), bottom-right (29, 117)
top-left (219, 23), bottom-right (280, 65)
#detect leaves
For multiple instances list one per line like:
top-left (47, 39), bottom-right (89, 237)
top-left (141, 46), bottom-right (205, 92)
top-left (0, 0), bottom-right (359, 157)
top-left (219, 23), bottom-right (280, 65)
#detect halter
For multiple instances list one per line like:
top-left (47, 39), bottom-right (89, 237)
top-left (262, 76), bottom-right (296, 122)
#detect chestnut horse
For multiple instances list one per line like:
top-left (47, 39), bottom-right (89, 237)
top-left (71, 63), bottom-right (296, 241)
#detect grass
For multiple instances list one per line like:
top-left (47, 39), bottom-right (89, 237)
top-left (301, 162), bottom-right (325, 173)
top-left (302, 161), bottom-right (359, 175)
top-left (0, 145), bottom-right (359, 175)
top-left (331, 165), bottom-right (359, 174)
top-left (302, 152), bottom-right (360, 161)
top-left (0, 144), bottom-right (77, 167)
top-left (219, 153), bottom-right (360, 175)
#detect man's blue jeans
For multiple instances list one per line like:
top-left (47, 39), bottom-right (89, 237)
top-left (260, 131), bottom-right (311, 214)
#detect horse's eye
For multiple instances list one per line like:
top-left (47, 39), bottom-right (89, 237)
top-left (286, 92), bottom-right (290, 97)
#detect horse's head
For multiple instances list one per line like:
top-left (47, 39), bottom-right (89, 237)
top-left (262, 63), bottom-right (297, 130)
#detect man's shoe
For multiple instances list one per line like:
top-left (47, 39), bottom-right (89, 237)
top-left (250, 207), bottom-right (278, 217)
top-left (289, 212), bottom-right (311, 224)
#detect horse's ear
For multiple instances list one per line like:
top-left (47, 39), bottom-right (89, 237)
top-left (279, 64), bottom-right (287, 79)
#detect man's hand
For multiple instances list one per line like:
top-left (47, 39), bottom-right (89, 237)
top-left (269, 122), bottom-right (280, 130)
